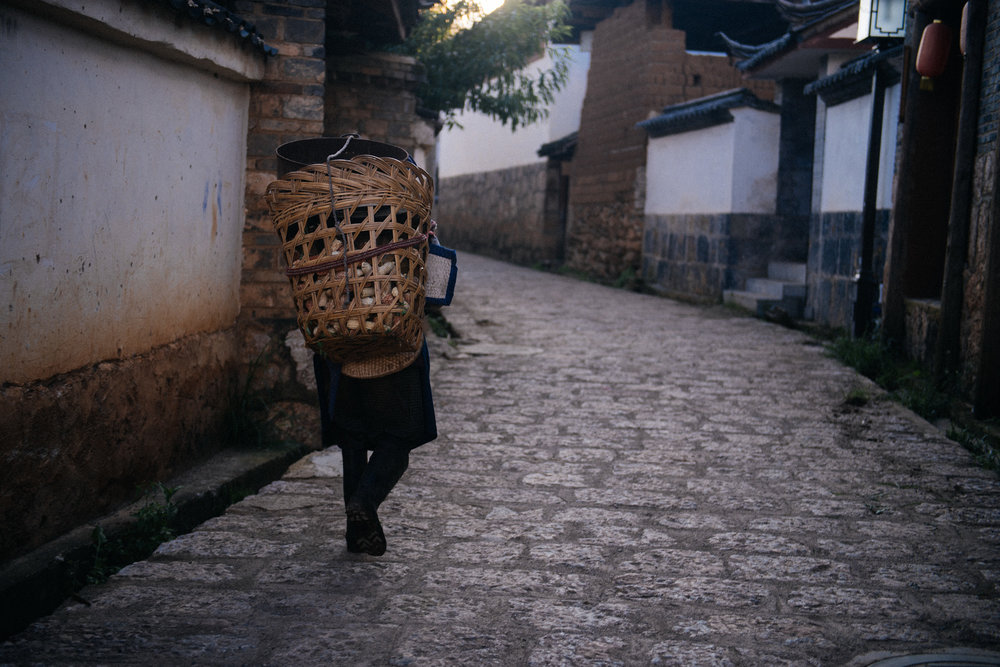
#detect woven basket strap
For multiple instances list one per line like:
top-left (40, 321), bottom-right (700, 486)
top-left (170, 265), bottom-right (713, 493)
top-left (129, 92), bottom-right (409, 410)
top-left (285, 233), bottom-right (428, 277)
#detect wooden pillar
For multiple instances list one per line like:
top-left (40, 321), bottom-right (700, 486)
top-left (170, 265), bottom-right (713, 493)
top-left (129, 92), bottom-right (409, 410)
top-left (934, 0), bottom-right (986, 381)
top-left (881, 6), bottom-right (962, 347)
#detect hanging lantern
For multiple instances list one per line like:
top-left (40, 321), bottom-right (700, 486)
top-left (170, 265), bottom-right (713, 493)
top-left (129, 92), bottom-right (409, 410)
top-left (916, 20), bottom-right (952, 90)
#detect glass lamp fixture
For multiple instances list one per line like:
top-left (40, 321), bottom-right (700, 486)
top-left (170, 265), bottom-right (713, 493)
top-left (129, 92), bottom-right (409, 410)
top-left (857, 0), bottom-right (907, 43)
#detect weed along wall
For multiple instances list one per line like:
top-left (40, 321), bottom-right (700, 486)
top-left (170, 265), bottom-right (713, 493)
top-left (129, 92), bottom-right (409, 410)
top-left (0, 2), bottom-right (265, 561)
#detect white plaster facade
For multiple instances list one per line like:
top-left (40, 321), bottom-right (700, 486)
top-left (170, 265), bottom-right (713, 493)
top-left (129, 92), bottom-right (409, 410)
top-left (0, 0), bottom-right (264, 383)
top-left (817, 82), bottom-right (901, 213)
top-left (436, 35), bottom-right (591, 179)
top-left (644, 107), bottom-right (781, 215)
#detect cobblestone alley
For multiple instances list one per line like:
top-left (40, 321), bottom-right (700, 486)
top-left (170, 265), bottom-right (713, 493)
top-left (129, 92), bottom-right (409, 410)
top-left (2, 253), bottom-right (999, 666)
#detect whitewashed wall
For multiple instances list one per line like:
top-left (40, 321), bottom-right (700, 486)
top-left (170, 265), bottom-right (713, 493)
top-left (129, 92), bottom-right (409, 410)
top-left (437, 36), bottom-right (591, 179)
top-left (818, 83), bottom-right (900, 212)
top-left (644, 107), bottom-right (781, 215)
top-left (0, 1), bottom-right (262, 383)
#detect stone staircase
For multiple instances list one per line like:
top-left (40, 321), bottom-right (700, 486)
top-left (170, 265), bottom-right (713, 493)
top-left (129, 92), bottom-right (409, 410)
top-left (724, 261), bottom-right (807, 320)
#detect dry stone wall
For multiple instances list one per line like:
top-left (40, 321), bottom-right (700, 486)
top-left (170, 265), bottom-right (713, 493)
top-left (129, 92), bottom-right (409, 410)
top-left (436, 163), bottom-right (562, 266)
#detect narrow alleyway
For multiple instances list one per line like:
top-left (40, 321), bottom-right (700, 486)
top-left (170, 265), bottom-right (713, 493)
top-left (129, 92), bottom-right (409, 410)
top-left (2, 253), bottom-right (999, 665)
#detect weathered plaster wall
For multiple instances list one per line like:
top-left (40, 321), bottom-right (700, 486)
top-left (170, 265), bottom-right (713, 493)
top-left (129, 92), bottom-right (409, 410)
top-left (818, 86), bottom-right (899, 212)
top-left (0, 1), bottom-right (261, 561)
top-left (644, 108), bottom-right (779, 215)
top-left (1, 4), bottom-right (251, 383)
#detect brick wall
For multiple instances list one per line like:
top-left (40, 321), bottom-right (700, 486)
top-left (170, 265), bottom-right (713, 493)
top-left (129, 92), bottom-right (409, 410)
top-left (566, 0), bottom-right (774, 281)
top-left (237, 0), bottom-right (327, 327)
top-left (325, 52), bottom-right (437, 167)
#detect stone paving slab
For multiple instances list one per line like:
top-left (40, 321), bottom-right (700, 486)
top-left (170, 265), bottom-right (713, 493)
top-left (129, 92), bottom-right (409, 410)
top-left (2, 253), bottom-right (1000, 666)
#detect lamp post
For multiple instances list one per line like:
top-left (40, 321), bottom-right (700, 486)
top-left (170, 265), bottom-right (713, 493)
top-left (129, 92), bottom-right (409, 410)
top-left (853, 0), bottom-right (906, 338)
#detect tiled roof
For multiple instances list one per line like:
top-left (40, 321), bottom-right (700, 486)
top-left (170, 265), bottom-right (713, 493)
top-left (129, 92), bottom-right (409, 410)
top-left (719, 32), bottom-right (796, 71)
top-left (149, 0), bottom-right (278, 56)
top-left (719, 0), bottom-right (857, 72)
top-left (636, 88), bottom-right (780, 138)
top-left (537, 131), bottom-right (578, 159)
top-left (804, 44), bottom-right (903, 105)
top-left (775, 0), bottom-right (858, 25)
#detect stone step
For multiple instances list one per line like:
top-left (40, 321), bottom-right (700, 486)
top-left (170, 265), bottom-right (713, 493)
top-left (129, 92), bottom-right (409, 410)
top-left (745, 277), bottom-right (807, 300)
top-left (723, 289), bottom-right (805, 320)
top-left (768, 261), bottom-right (807, 283)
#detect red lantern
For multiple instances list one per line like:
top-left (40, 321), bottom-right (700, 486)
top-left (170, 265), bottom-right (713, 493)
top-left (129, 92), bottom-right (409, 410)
top-left (916, 20), bottom-right (952, 89)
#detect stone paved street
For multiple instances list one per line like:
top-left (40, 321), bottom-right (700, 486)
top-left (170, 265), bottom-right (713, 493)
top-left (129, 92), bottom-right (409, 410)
top-left (2, 253), bottom-right (1000, 665)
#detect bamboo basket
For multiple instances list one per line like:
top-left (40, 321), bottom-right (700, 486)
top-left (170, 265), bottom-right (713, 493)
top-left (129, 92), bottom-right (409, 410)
top-left (265, 139), bottom-right (434, 367)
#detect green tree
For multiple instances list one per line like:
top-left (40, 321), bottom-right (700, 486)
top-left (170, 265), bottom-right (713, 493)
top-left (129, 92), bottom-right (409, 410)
top-left (393, 0), bottom-right (572, 130)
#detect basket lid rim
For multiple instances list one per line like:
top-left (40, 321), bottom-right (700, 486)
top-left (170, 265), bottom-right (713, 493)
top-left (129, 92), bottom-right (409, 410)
top-left (276, 137), bottom-right (410, 176)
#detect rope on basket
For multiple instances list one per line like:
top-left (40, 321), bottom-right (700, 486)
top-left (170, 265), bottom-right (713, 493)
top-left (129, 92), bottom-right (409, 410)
top-left (288, 134), bottom-right (429, 278)
top-left (322, 135), bottom-right (356, 296)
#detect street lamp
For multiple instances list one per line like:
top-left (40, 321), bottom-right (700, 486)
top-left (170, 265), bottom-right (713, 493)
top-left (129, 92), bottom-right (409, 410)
top-left (853, 0), bottom-right (906, 338)
top-left (857, 0), bottom-right (907, 43)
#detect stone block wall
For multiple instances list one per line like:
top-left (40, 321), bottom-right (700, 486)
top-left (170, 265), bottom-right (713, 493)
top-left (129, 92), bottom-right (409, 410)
top-left (641, 213), bottom-right (778, 302)
top-left (567, 1), bottom-right (773, 282)
top-left (436, 163), bottom-right (559, 266)
top-left (807, 210), bottom-right (890, 331)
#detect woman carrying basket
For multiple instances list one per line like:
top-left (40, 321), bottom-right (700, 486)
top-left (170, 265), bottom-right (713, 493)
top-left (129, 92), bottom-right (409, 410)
top-left (268, 136), bottom-right (453, 557)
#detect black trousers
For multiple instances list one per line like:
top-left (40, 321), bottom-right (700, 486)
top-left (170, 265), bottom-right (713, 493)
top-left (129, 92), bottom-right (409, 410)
top-left (340, 441), bottom-right (409, 512)
top-left (315, 356), bottom-right (427, 511)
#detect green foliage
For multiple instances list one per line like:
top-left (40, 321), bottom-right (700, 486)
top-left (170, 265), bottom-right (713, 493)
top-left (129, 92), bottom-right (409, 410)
top-left (392, 0), bottom-right (572, 129)
top-left (844, 385), bottom-right (871, 407)
top-left (827, 335), bottom-right (896, 387)
top-left (86, 483), bottom-right (180, 585)
top-left (613, 266), bottom-right (643, 292)
top-left (949, 426), bottom-right (1000, 472)
top-left (427, 309), bottom-right (458, 339)
top-left (826, 334), bottom-right (951, 421)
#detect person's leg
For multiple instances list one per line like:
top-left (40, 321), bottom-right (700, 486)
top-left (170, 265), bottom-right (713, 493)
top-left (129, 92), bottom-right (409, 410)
top-left (345, 437), bottom-right (410, 556)
top-left (340, 442), bottom-right (369, 509)
top-left (351, 439), bottom-right (410, 512)
top-left (341, 440), bottom-right (372, 554)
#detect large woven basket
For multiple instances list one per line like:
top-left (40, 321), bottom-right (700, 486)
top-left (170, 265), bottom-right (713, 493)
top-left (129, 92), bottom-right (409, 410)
top-left (265, 137), bottom-right (434, 370)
